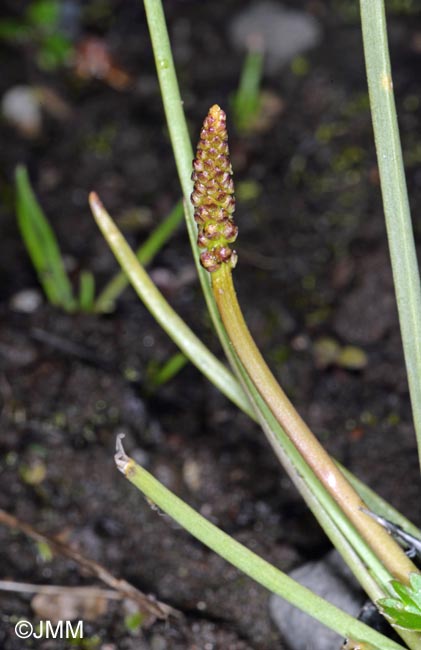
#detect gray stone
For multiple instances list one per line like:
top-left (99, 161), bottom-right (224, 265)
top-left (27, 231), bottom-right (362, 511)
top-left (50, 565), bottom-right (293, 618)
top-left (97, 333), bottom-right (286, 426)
top-left (269, 551), bottom-right (365, 650)
top-left (2, 85), bottom-right (42, 137)
top-left (10, 289), bottom-right (43, 313)
top-left (230, 2), bottom-right (322, 74)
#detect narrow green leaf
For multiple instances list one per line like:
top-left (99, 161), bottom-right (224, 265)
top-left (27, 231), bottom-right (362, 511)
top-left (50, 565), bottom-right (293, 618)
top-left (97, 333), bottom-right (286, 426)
top-left (232, 48), bottom-right (264, 133)
top-left (360, 0), bottom-right (421, 470)
top-left (78, 270), bottom-right (96, 312)
top-left (95, 199), bottom-right (184, 312)
top-left (115, 440), bottom-right (407, 650)
top-left (15, 165), bottom-right (76, 311)
top-left (149, 352), bottom-right (188, 389)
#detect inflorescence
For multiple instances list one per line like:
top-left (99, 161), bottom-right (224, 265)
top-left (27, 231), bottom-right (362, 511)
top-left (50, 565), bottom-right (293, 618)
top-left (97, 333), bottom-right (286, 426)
top-left (191, 105), bottom-right (238, 273)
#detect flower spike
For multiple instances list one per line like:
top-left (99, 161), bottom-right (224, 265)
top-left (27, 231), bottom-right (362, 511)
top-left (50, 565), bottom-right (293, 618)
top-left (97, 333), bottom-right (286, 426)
top-left (191, 105), bottom-right (238, 272)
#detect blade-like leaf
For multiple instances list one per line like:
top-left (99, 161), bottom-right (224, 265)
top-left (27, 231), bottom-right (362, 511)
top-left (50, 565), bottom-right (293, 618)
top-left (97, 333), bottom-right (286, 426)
top-left (78, 270), bottom-right (96, 312)
top-left (115, 438), bottom-right (407, 650)
top-left (360, 0), bottom-right (421, 471)
top-left (95, 199), bottom-right (184, 312)
top-left (15, 165), bottom-right (76, 311)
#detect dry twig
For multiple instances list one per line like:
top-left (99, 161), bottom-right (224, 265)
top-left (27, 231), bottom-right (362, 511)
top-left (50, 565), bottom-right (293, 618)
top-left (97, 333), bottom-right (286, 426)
top-left (0, 508), bottom-right (179, 623)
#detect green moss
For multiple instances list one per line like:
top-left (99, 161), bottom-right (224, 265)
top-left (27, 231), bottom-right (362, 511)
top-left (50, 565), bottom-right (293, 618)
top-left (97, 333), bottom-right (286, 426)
top-left (84, 124), bottom-right (117, 158)
top-left (291, 55), bottom-right (310, 77)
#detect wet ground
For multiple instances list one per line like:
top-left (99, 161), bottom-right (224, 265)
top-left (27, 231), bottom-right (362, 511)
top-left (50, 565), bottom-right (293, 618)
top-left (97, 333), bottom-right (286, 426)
top-left (1, 1), bottom-right (421, 648)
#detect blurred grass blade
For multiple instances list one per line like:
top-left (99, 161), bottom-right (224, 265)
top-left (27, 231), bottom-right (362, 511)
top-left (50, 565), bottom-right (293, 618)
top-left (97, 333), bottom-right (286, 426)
top-left (115, 438), bottom-right (407, 650)
top-left (78, 270), bottom-right (96, 312)
top-left (232, 47), bottom-right (264, 133)
top-left (360, 0), bottom-right (421, 469)
top-left (95, 199), bottom-right (184, 312)
top-left (89, 192), bottom-right (254, 418)
top-left (15, 165), bottom-right (76, 311)
top-left (149, 352), bottom-right (188, 390)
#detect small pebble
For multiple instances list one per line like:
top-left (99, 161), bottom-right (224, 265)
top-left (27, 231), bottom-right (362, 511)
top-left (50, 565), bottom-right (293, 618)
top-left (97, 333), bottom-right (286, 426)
top-left (10, 289), bottom-right (43, 313)
top-left (2, 85), bottom-right (42, 137)
top-left (183, 458), bottom-right (202, 492)
top-left (269, 550), bottom-right (365, 650)
top-left (230, 2), bottom-right (322, 74)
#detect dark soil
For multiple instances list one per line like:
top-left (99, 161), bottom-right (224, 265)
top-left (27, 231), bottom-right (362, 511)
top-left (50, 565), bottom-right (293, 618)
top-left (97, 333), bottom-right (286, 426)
top-left (1, 1), bottom-right (421, 649)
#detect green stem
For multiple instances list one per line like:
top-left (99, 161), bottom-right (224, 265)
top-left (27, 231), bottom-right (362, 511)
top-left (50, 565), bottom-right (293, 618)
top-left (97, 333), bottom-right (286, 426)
top-left (142, 0), bottom-right (217, 312)
top-left (360, 0), bottom-right (421, 470)
top-left (115, 440), bottom-right (407, 650)
top-left (212, 263), bottom-right (418, 586)
top-left (95, 199), bottom-right (184, 312)
top-left (143, 0), bottom-right (193, 200)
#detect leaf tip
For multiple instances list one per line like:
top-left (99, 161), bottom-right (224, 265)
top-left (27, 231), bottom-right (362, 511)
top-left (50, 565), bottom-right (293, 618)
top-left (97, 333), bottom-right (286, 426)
top-left (115, 433), bottom-right (131, 475)
top-left (88, 191), bottom-right (101, 211)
